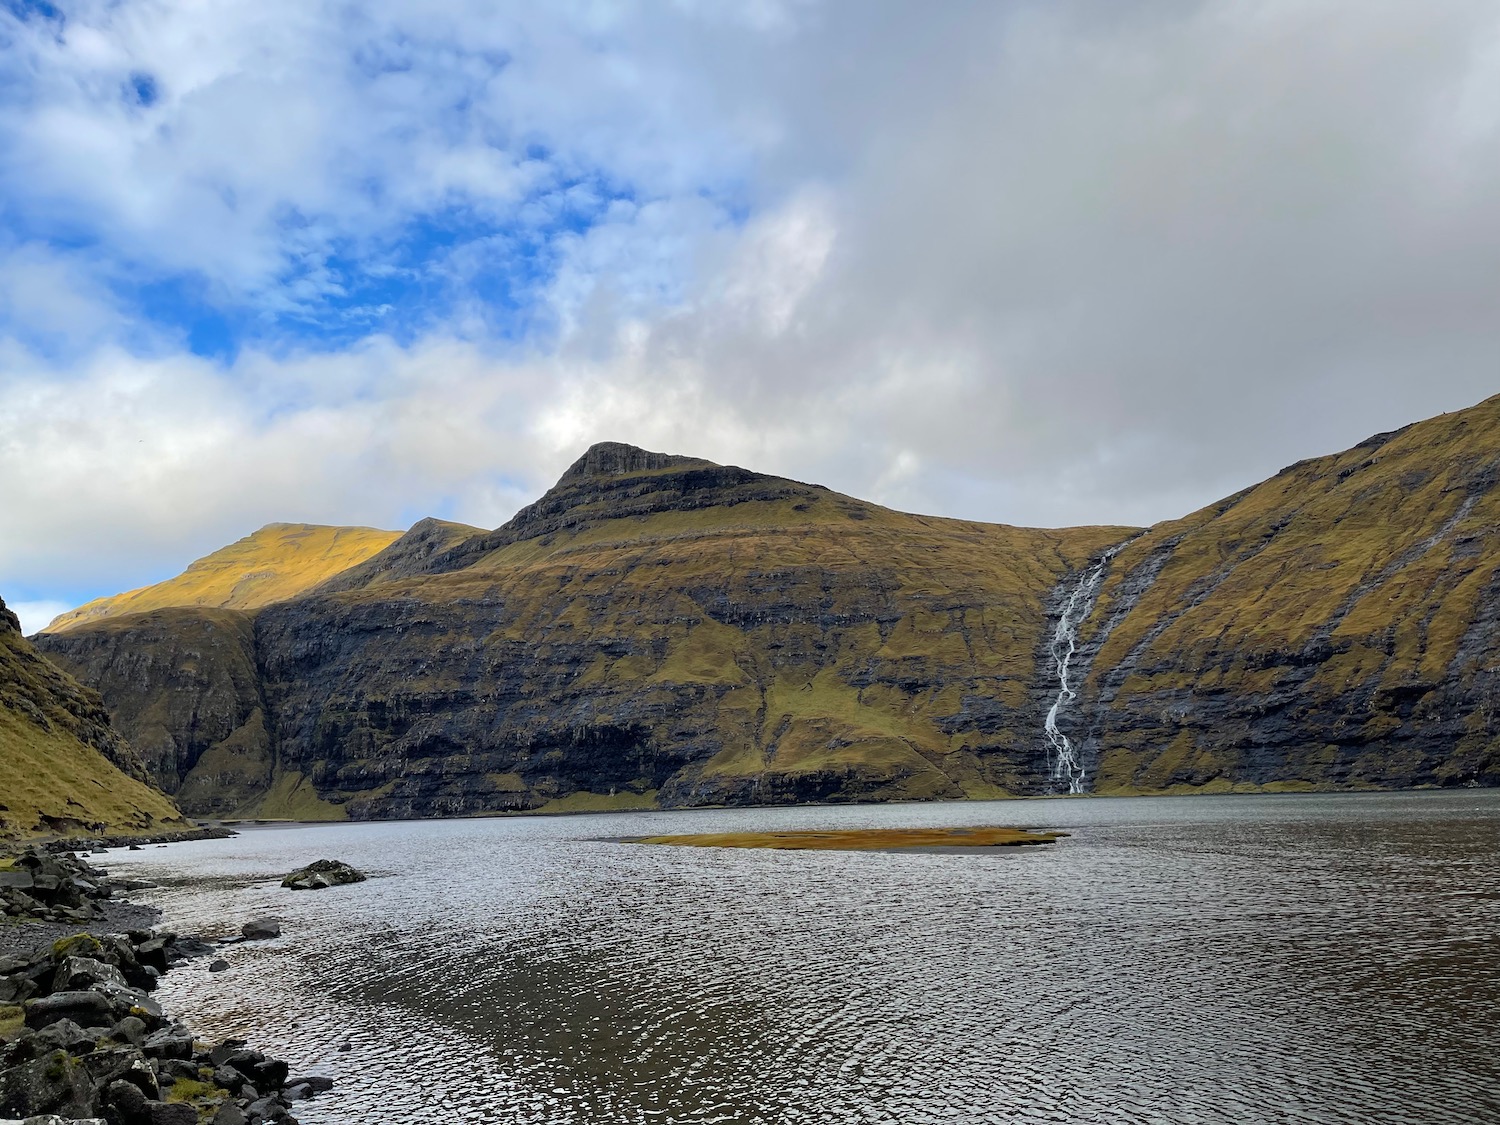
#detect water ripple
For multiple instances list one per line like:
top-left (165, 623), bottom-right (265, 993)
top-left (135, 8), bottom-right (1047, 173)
top-left (101, 791), bottom-right (1500, 1124)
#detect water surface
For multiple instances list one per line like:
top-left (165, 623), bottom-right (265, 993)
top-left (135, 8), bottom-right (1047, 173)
top-left (103, 791), bottom-right (1500, 1124)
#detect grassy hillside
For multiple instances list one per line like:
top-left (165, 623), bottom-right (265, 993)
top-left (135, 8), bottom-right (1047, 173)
top-left (43, 523), bottom-right (401, 633)
top-left (0, 596), bottom-right (183, 839)
top-left (1066, 396), bottom-right (1500, 793)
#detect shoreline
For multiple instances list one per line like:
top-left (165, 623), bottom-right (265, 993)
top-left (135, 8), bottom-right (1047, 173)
top-left (1, 847), bottom-right (333, 1124)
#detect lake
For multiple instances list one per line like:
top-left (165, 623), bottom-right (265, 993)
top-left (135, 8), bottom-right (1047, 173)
top-left (100, 790), bottom-right (1500, 1124)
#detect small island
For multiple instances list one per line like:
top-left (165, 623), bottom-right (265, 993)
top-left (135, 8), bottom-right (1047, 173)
top-left (625, 826), bottom-right (1065, 851)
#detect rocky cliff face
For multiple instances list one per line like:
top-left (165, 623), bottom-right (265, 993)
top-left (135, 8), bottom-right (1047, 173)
top-left (32, 395), bottom-right (1500, 819)
top-left (38, 455), bottom-right (1125, 818)
top-left (1047, 398), bottom-right (1500, 793)
top-left (0, 596), bottom-right (183, 838)
top-left (35, 609), bottom-right (270, 815)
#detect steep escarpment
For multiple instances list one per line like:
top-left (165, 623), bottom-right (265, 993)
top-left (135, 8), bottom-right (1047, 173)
top-left (34, 609), bottom-right (271, 814)
top-left (0, 595), bottom-right (184, 838)
top-left (34, 394), bottom-right (1500, 819)
top-left (40, 454), bottom-right (1127, 817)
top-left (1051, 398), bottom-right (1500, 793)
top-left (44, 522), bottom-right (400, 633)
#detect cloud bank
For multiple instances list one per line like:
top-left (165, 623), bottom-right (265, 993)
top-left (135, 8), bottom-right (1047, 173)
top-left (4, 0), bottom-right (1500, 632)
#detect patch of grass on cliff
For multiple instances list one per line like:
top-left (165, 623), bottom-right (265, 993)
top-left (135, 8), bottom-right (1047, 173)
top-left (535, 789), bottom-right (660, 814)
top-left (248, 770), bottom-right (347, 821)
top-left (0, 1004), bottom-right (23, 1039)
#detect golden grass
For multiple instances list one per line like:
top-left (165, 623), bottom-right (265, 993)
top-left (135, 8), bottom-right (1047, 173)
top-left (627, 825), bottom-right (1063, 850)
top-left (45, 523), bottom-right (401, 632)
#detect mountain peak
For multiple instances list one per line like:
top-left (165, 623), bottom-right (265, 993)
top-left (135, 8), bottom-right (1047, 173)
top-left (559, 443), bottom-right (714, 481)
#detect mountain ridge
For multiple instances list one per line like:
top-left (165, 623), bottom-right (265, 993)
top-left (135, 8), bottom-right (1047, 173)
top-left (30, 394), bottom-right (1500, 818)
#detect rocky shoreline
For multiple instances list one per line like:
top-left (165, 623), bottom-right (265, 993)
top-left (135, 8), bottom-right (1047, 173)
top-left (1, 850), bottom-right (330, 1125)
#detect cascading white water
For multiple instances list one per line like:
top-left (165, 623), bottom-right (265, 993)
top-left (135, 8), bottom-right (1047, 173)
top-left (1043, 551), bottom-right (1116, 794)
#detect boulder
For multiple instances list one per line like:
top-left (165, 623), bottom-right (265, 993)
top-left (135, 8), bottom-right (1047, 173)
top-left (240, 919), bottom-right (280, 941)
top-left (0, 1049), bottom-right (96, 1119)
top-left (147, 1102), bottom-right (198, 1125)
top-left (102, 1077), bottom-right (152, 1125)
top-left (23, 992), bottom-right (113, 1030)
top-left (141, 1026), bottom-right (194, 1062)
top-left (80, 1046), bottom-right (158, 1098)
top-left (286, 1076), bottom-right (332, 1094)
top-left (208, 960), bottom-right (230, 974)
top-left (280, 860), bottom-right (364, 891)
top-left (53, 957), bottom-right (126, 994)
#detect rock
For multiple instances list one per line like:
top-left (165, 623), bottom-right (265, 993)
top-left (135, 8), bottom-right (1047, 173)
top-left (213, 1105), bottom-right (248, 1125)
top-left (208, 960), bottom-right (230, 974)
top-left (141, 1026), bottom-right (194, 1061)
top-left (23, 991), bottom-right (113, 1030)
top-left (0, 977), bottom-right (35, 1006)
top-left (207, 1042), bottom-right (248, 1067)
top-left (147, 1102), bottom-right (198, 1125)
top-left (102, 1077), bottom-right (152, 1125)
top-left (0, 1049), bottom-right (96, 1119)
top-left (240, 919), bottom-right (280, 941)
top-left (80, 1046), bottom-right (158, 1098)
top-left (282, 1084), bottom-right (310, 1101)
top-left (154, 1060), bottom-right (201, 1084)
top-left (279, 861), bottom-right (364, 891)
top-left (111, 1015), bottom-right (148, 1046)
top-left (53, 957), bottom-right (126, 993)
top-left (211, 1065), bottom-right (246, 1093)
top-left (286, 1076), bottom-right (332, 1094)
top-left (26, 1019), bottom-right (98, 1057)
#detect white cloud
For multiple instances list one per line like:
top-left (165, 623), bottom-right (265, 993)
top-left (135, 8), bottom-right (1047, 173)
top-left (4, 0), bottom-right (1500, 607)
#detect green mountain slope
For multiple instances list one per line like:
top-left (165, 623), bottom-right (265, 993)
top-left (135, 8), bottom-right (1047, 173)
top-left (0, 596), bottom-right (184, 839)
top-left (45, 523), bottom-right (401, 633)
top-left (33, 398), bottom-right (1500, 819)
top-left (1059, 397), bottom-right (1500, 793)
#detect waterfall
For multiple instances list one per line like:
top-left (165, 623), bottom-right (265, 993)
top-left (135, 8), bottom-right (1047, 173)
top-left (1043, 550), bottom-right (1116, 794)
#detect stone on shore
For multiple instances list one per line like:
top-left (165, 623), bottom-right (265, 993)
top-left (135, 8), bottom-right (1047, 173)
top-left (280, 860), bottom-right (365, 891)
top-left (2, 922), bottom-right (335, 1125)
top-left (240, 919), bottom-right (281, 940)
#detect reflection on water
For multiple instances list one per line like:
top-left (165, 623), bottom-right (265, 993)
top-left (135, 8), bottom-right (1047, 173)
top-left (102, 792), bottom-right (1500, 1124)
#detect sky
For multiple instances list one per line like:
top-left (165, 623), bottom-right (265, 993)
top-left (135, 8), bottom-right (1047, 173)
top-left (3, 0), bottom-right (1500, 634)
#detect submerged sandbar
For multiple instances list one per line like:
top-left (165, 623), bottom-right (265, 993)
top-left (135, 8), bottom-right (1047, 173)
top-left (626, 826), bottom-right (1064, 851)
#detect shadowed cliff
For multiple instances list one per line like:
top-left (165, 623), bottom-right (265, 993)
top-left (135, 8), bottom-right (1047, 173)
top-left (39, 453), bottom-right (1127, 817)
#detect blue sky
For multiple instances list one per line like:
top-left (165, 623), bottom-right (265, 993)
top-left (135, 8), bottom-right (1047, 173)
top-left (3, 0), bottom-right (1500, 633)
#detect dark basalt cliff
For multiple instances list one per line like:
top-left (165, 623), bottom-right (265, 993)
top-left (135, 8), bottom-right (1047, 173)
top-left (38, 454), bottom-right (1124, 818)
top-left (33, 395), bottom-right (1500, 819)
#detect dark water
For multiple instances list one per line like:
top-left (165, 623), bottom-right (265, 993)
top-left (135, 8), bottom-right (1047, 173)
top-left (102, 791), bottom-right (1500, 1124)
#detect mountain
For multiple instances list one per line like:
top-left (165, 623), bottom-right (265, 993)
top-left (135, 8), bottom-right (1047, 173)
top-left (1061, 398), bottom-right (1500, 793)
top-left (0, 595), bottom-right (184, 839)
top-left (33, 399), bottom-right (1500, 820)
top-left (44, 522), bottom-right (402, 633)
top-left (36, 444), bottom-right (1127, 816)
